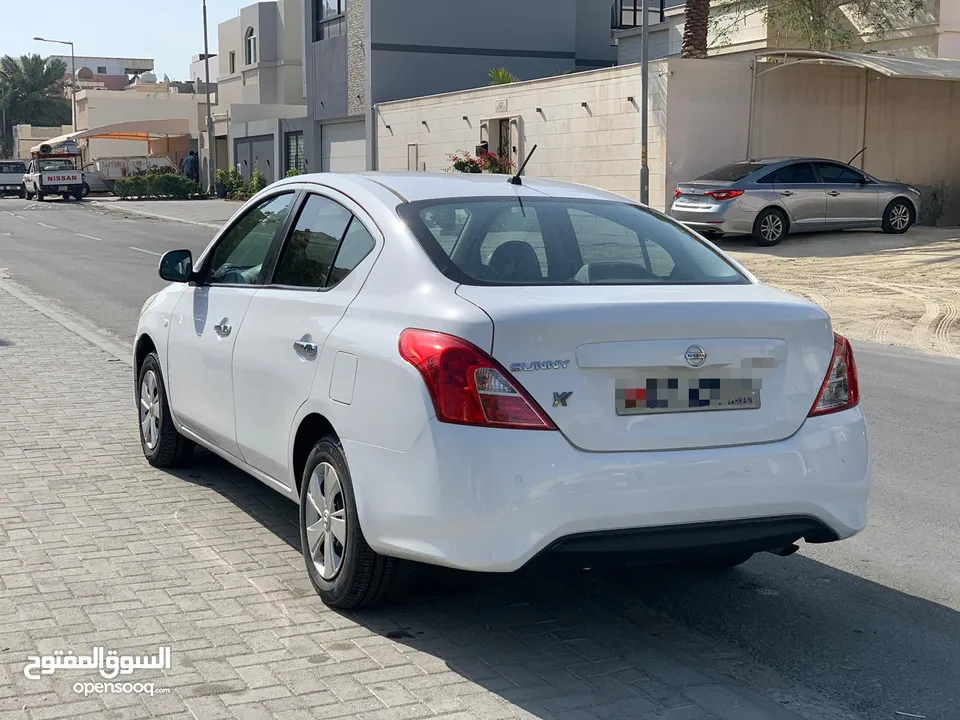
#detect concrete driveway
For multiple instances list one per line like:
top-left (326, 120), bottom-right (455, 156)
top-left (724, 227), bottom-right (960, 358)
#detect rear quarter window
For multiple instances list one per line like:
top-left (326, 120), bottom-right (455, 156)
top-left (398, 197), bottom-right (748, 287)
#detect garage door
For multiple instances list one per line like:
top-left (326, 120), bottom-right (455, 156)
top-left (320, 121), bottom-right (366, 173)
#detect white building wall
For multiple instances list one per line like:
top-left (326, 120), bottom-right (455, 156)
top-left (377, 64), bottom-right (669, 208)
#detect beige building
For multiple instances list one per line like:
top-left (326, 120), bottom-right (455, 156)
top-left (617, 0), bottom-right (960, 62)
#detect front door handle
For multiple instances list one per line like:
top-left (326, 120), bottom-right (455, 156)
top-left (293, 340), bottom-right (318, 358)
top-left (214, 318), bottom-right (232, 337)
top-left (779, 190), bottom-right (794, 196)
top-left (827, 190), bottom-right (841, 197)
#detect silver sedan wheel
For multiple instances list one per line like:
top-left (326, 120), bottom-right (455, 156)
top-left (890, 203), bottom-right (911, 231)
top-left (304, 462), bottom-right (347, 580)
top-left (139, 370), bottom-right (160, 450)
top-left (760, 213), bottom-right (784, 243)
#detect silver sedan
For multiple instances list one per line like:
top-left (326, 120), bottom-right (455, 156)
top-left (669, 157), bottom-right (922, 246)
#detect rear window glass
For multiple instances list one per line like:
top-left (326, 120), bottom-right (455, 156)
top-left (0, 162), bottom-right (26, 173)
top-left (398, 197), bottom-right (748, 286)
top-left (695, 163), bottom-right (768, 182)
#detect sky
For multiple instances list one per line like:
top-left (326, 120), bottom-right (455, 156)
top-left (2, 0), bottom-right (243, 80)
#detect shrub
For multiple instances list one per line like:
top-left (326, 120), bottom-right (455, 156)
top-left (448, 152), bottom-right (482, 173)
top-left (285, 168), bottom-right (304, 178)
top-left (112, 172), bottom-right (200, 200)
top-left (249, 169), bottom-right (267, 194)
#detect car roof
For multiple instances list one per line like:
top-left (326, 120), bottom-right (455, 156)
top-left (278, 171), bottom-right (634, 204)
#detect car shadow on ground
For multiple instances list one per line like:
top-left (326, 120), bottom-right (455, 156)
top-left (721, 226), bottom-right (960, 260)
top-left (167, 450), bottom-right (960, 720)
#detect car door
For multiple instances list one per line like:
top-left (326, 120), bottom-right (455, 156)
top-left (814, 161), bottom-right (879, 227)
top-left (165, 190), bottom-right (298, 457)
top-left (766, 162), bottom-right (827, 229)
top-left (232, 189), bottom-right (381, 487)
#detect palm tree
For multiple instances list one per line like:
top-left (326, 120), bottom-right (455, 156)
top-left (0, 54), bottom-right (71, 157)
top-left (680, 0), bottom-right (711, 59)
top-left (488, 67), bottom-right (520, 85)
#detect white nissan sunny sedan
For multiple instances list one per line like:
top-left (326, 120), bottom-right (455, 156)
top-left (134, 171), bottom-right (870, 608)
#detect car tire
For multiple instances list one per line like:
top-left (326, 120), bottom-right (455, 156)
top-left (73, 189), bottom-right (84, 201)
top-left (36, 188), bottom-right (44, 202)
top-left (299, 436), bottom-right (397, 609)
top-left (82, 182), bottom-right (90, 198)
top-left (752, 208), bottom-right (788, 247)
top-left (18, 186), bottom-right (26, 199)
top-left (882, 199), bottom-right (913, 234)
top-left (137, 352), bottom-right (194, 467)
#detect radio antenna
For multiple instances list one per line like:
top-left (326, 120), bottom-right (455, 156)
top-left (508, 144), bottom-right (538, 186)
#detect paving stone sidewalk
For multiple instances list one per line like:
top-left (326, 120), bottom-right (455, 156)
top-left (0, 282), bottom-right (841, 720)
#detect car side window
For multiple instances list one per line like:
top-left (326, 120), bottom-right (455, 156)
top-left (273, 193), bottom-right (368, 288)
top-left (815, 162), bottom-right (863, 184)
top-left (326, 218), bottom-right (376, 287)
top-left (207, 193), bottom-right (296, 285)
top-left (768, 163), bottom-right (818, 184)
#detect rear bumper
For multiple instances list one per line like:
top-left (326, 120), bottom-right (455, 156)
top-left (344, 407), bottom-right (871, 572)
top-left (670, 201), bottom-right (756, 237)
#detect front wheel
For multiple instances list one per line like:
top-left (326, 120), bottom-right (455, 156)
top-left (36, 188), bottom-right (44, 202)
top-left (752, 208), bottom-right (788, 247)
top-left (137, 352), bottom-right (194, 467)
top-left (882, 199), bottom-right (913, 234)
top-left (300, 436), bottom-right (397, 609)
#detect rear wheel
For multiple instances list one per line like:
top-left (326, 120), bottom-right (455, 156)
top-left (73, 188), bottom-right (84, 201)
top-left (752, 208), bottom-right (787, 247)
top-left (61, 193), bottom-right (70, 201)
top-left (300, 436), bottom-right (397, 609)
top-left (882, 199), bottom-right (913, 234)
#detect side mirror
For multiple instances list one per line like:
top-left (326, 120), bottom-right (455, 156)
top-left (159, 249), bottom-right (194, 283)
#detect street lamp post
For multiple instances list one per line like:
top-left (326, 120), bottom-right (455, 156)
top-left (202, 0), bottom-right (218, 194)
top-left (34, 36), bottom-right (76, 130)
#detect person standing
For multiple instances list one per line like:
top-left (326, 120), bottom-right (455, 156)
top-left (184, 151), bottom-right (199, 184)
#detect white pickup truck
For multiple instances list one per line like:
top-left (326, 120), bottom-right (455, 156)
top-left (0, 160), bottom-right (26, 197)
top-left (23, 157), bottom-right (85, 201)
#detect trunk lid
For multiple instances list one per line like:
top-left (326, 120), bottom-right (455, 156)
top-left (40, 170), bottom-right (82, 186)
top-left (457, 284), bottom-right (834, 452)
top-left (674, 181), bottom-right (732, 206)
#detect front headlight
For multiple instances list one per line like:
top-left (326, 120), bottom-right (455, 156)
top-left (140, 292), bottom-right (160, 317)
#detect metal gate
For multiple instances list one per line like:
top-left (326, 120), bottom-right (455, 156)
top-left (234, 134), bottom-right (275, 183)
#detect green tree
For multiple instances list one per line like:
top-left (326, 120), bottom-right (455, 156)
top-left (714, 0), bottom-right (924, 51)
top-left (488, 67), bottom-right (520, 85)
top-left (681, 0), bottom-right (712, 58)
top-left (0, 54), bottom-right (72, 158)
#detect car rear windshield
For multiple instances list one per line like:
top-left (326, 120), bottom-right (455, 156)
top-left (38, 159), bottom-right (75, 171)
top-left (0, 162), bottom-right (25, 173)
top-left (695, 163), bottom-right (768, 182)
top-left (397, 197), bottom-right (748, 286)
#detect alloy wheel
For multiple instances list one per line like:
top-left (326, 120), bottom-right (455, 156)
top-left (890, 203), bottom-right (910, 231)
top-left (760, 214), bottom-right (783, 243)
top-left (304, 462), bottom-right (347, 580)
top-left (139, 370), bottom-right (161, 450)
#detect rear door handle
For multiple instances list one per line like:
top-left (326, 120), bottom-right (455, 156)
top-left (827, 191), bottom-right (841, 196)
top-left (214, 318), bottom-right (232, 337)
top-left (293, 340), bottom-right (318, 358)
top-left (779, 190), bottom-right (794, 196)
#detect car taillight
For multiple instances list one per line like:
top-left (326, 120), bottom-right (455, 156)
top-left (808, 333), bottom-right (860, 417)
top-left (674, 187), bottom-right (683, 199)
top-left (399, 329), bottom-right (557, 430)
top-left (705, 189), bottom-right (745, 201)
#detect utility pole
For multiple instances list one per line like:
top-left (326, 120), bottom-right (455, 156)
top-left (34, 37), bottom-right (77, 129)
top-left (639, 0), bottom-right (649, 205)
top-left (202, 0), bottom-right (218, 194)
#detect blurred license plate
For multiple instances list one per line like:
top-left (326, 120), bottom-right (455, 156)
top-left (616, 377), bottom-right (761, 416)
top-left (58, 186), bottom-right (69, 192)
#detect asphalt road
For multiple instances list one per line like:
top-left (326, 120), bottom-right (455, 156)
top-left (0, 197), bottom-right (216, 341)
top-left (2, 196), bottom-right (959, 719)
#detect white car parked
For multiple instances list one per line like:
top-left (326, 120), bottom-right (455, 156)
top-left (135, 172), bottom-right (870, 608)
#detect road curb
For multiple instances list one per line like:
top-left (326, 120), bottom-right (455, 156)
top-left (0, 276), bottom-right (133, 367)
top-left (89, 200), bottom-right (222, 229)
